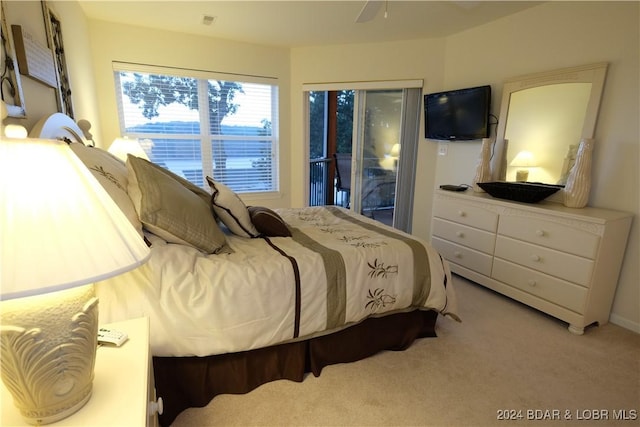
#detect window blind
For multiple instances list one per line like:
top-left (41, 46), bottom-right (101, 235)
top-left (113, 63), bottom-right (279, 193)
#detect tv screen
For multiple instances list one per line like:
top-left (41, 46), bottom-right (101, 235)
top-left (424, 85), bottom-right (491, 140)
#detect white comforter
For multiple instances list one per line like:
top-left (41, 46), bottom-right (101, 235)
top-left (95, 206), bottom-right (458, 357)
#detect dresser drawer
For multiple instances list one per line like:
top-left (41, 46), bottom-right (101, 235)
top-left (493, 259), bottom-right (587, 314)
top-left (432, 218), bottom-right (496, 254)
top-left (498, 215), bottom-right (600, 259)
top-left (432, 237), bottom-right (493, 276)
top-left (433, 198), bottom-right (498, 232)
top-left (495, 236), bottom-right (593, 286)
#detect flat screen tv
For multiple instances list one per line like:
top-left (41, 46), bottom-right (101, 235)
top-left (424, 85), bottom-right (491, 141)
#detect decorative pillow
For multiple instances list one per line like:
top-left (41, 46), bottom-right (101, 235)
top-left (126, 156), bottom-right (228, 254)
top-left (206, 176), bottom-right (258, 238)
top-left (68, 143), bottom-right (143, 237)
top-left (248, 206), bottom-right (291, 237)
top-left (144, 159), bottom-right (212, 206)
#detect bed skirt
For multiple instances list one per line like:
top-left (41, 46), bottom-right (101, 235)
top-left (153, 309), bottom-right (439, 426)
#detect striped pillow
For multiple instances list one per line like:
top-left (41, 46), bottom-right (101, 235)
top-left (126, 156), bottom-right (228, 253)
top-left (206, 177), bottom-right (259, 238)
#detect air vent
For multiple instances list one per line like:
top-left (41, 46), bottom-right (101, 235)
top-left (202, 15), bottom-right (216, 26)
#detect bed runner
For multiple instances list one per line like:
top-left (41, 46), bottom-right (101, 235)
top-left (262, 237), bottom-right (302, 338)
top-left (289, 228), bottom-right (347, 329)
top-left (324, 206), bottom-right (432, 306)
top-left (264, 206), bottom-right (433, 340)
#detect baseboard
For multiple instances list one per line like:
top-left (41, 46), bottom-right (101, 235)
top-left (609, 314), bottom-right (640, 334)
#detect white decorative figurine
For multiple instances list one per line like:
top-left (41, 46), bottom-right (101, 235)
top-left (472, 138), bottom-right (492, 192)
top-left (563, 138), bottom-right (594, 208)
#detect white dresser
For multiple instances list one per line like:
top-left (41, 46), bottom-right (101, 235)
top-left (431, 189), bottom-right (632, 334)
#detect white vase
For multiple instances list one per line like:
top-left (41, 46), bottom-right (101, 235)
top-left (472, 138), bottom-right (492, 192)
top-left (563, 138), bottom-right (594, 208)
top-left (498, 139), bottom-right (508, 181)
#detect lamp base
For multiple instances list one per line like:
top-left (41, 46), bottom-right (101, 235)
top-left (515, 169), bottom-right (529, 182)
top-left (0, 285), bottom-right (98, 425)
top-left (34, 389), bottom-right (93, 425)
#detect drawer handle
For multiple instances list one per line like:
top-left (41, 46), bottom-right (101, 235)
top-left (535, 229), bottom-right (545, 237)
top-left (457, 210), bottom-right (467, 217)
top-left (456, 231), bottom-right (464, 238)
top-left (530, 254), bottom-right (541, 262)
top-left (527, 280), bottom-right (537, 287)
top-left (149, 396), bottom-right (164, 416)
top-left (453, 251), bottom-right (462, 258)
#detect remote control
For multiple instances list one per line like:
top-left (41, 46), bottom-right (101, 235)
top-left (97, 328), bottom-right (128, 346)
top-left (439, 184), bottom-right (467, 192)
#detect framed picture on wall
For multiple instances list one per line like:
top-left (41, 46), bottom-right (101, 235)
top-left (41, 0), bottom-right (74, 118)
top-left (1, 0), bottom-right (27, 118)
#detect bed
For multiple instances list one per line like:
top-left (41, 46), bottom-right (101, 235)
top-left (31, 113), bottom-right (459, 426)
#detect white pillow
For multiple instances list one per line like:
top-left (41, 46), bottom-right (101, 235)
top-left (127, 156), bottom-right (228, 254)
top-left (69, 143), bottom-right (143, 237)
top-left (206, 177), bottom-right (258, 238)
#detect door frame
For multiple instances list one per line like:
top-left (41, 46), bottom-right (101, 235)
top-left (303, 80), bottom-right (423, 230)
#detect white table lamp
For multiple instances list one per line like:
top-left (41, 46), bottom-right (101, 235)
top-left (4, 124), bottom-right (28, 138)
top-left (382, 143), bottom-right (400, 171)
top-left (0, 138), bottom-right (150, 424)
top-left (389, 143), bottom-right (400, 158)
top-left (108, 137), bottom-right (150, 162)
top-left (510, 150), bottom-right (536, 182)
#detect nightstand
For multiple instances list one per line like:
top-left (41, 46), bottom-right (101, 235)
top-left (1, 317), bottom-right (163, 426)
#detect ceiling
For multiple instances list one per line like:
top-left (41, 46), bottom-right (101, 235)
top-left (78, 1), bottom-right (542, 48)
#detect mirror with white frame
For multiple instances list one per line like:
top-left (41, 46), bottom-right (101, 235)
top-left (490, 63), bottom-right (608, 194)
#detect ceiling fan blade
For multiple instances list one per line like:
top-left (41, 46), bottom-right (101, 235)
top-left (355, 0), bottom-right (383, 23)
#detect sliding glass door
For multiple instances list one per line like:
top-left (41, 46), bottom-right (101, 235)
top-left (351, 90), bottom-right (402, 225)
top-left (306, 82), bottom-right (422, 232)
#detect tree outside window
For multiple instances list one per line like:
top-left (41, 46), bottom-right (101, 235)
top-left (115, 68), bottom-right (277, 193)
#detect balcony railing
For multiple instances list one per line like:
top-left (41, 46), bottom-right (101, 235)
top-left (310, 157), bottom-right (343, 206)
top-left (310, 157), bottom-right (351, 206)
top-left (309, 157), bottom-right (395, 225)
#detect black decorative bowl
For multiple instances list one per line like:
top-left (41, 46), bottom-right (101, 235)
top-left (477, 181), bottom-right (562, 203)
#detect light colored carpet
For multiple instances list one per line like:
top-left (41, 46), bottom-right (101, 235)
top-left (171, 275), bottom-right (640, 427)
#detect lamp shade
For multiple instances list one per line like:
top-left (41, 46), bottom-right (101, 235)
top-left (0, 138), bottom-right (150, 300)
top-left (510, 150), bottom-right (536, 168)
top-left (4, 124), bottom-right (28, 138)
top-left (108, 137), bottom-right (150, 162)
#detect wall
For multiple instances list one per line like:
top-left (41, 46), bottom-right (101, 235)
top-left (290, 38), bottom-right (447, 242)
top-left (2, 1), bottom-right (57, 128)
top-left (2, 1), bottom-right (100, 135)
top-left (291, 2), bottom-right (639, 331)
top-left (86, 20), bottom-right (291, 208)
top-left (47, 0), bottom-right (101, 138)
top-left (437, 1), bottom-right (639, 332)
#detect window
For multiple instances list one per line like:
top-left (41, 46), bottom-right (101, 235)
top-left (114, 64), bottom-right (279, 193)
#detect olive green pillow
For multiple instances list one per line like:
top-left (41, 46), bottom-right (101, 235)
top-left (126, 156), bottom-right (227, 254)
